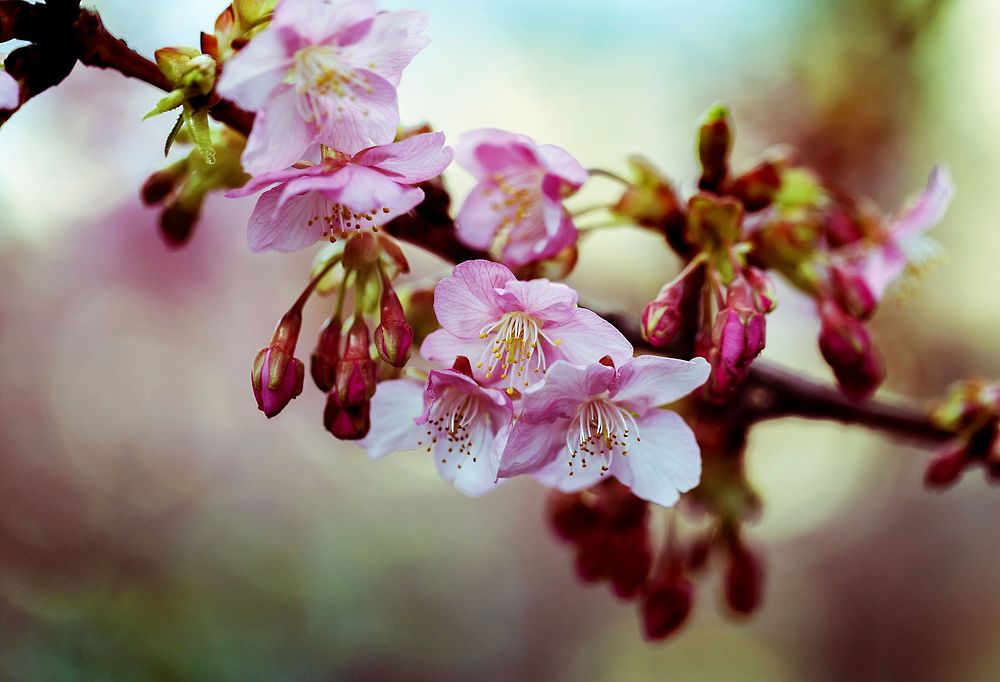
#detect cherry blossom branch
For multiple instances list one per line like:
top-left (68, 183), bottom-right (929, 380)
top-left (12, 3), bottom-right (950, 450)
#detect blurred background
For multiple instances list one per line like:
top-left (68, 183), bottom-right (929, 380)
top-left (1, 0), bottom-right (999, 679)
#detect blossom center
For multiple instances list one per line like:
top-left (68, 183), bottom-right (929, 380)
top-left (418, 389), bottom-right (484, 469)
top-left (476, 311), bottom-right (559, 393)
top-left (307, 202), bottom-right (393, 240)
top-left (291, 46), bottom-right (372, 125)
top-left (486, 167), bottom-right (544, 233)
top-left (565, 398), bottom-right (639, 477)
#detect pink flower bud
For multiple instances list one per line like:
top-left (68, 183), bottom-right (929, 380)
top-left (336, 318), bottom-right (377, 406)
top-left (251, 348), bottom-right (305, 419)
top-left (724, 540), bottom-right (764, 615)
top-left (829, 263), bottom-right (876, 321)
top-left (641, 575), bottom-right (694, 640)
top-left (641, 279), bottom-right (686, 348)
top-left (310, 316), bottom-right (341, 392)
top-left (702, 301), bottom-right (766, 402)
top-left (924, 444), bottom-right (968, 490)
top-left (743, 267), bottom-right (778, 314)
top-left (251, 310), bottom-right (304, 418)
top-left (323, 392), bottom-right (371, 440)
top-left (818, 301), bottom-right (884, 400)
top-left (374, 285), bottom-right (413, 368)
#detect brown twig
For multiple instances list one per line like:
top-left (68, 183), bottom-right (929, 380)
top-left (4, 2), bottom-right (951, 448)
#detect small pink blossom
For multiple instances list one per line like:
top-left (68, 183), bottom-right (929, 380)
top-left (455, 129), bottom-right (587, 267)
top-left (420, 260), bottom-right (633, 393)
top-left (227, 132), bottom-right (453, 252)
top-left (499, 356), bottom-right (710, 507)
top-left (856, 165), bottom-right (954, 300)
top-left (358, 366), bottom-right (513, 496)
top-left (216, 0), bottom-right (429, 173)
top-left (0, 68), bottom-right (19, 111)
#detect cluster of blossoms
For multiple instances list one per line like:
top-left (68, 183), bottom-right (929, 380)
top-left (9, 0), bottom-right (955, 642)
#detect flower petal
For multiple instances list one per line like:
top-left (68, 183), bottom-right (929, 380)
top-left (243, 86), bottom-right (315, 175)
top-left (456, 181), bottom-right (507, 250)
top-left (357, 379), bottom-right (424, 459)
top-left (546, 308), bottom-right (634, 369)
top-left (307, 68), bottom-right (399, 155)
top-left (215, 27), bottom-right (294, 111)
top-left (494, 279), bottom-right (578, 325)
top-left (498, 416), bottom-right (569, 478)
top-left (247, 187), bottom-right (330, 252)
top-left (275, 0), bottom-right (376, 44)
top-left (532, 448), bottom-right (608, 493)
top-left (537, 143), bottom-right (588, 190)
top-left (611, 355), bottom-right (710, 413)
top-left (0, 69), bottom-right (21, 111)
top-left (431, 260), bottom-right (514, 338)
top-left (891, 164), bottom-right (955, 241)
top-left (352, 132), bottom-right (453, 183)
top-left (612, 409), bottom-right (701, 508)
top-left (433, 421), bottom-right (504, 497)
top-left (338, 10), bottom-right (429, 87)
top-left (519, 360), bottom-right (614, 424)
top-left (455, 128), bottom-right (539, 179)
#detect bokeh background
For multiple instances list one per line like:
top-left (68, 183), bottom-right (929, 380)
top-left (1, 0), bottom-right (999, 679)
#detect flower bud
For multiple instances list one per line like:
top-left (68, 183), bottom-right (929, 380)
top-left (686, 193), bottom-right (744, 251)
top-left (641, 575), bottom-right (694, 640)
top-left (324, 392), bottom-right (371, 440)
top-left (141, 160), bottom-right (187, 205)
top-left (829, 263), bottom-right (876, 321)
top-left (374, 285), bottom-right (413, 368)
top-left (743, 267), bottom-right (778, 314)
top-left (642, 279), bottom-right (687, 348)
top-left (724, 539), bottom-right (763, 615)
top-left (610, 530), bottom-right (653, 600)
top-left (702, 299), bottom-right (766, 402)
top-left (729, 159), bottom-right (783, 211)
top-left (310, 316), bottom-right (342, 392)
top-left (612, 155), bottom-right (685, 233)
top-left (697, 103), bottom-right (732, 192)
top-left (547, 491), bottom-right (599, 542)
top-left (924, 444), bottom-right (968, 490)
top-left (336, 317), bottom-right (377, 406)
top-left (251, 310), bottom-right (305, 418)
top-left (818, 300), bottom-right (884, 400)
top-left (342, 232), bottom-right (381, 271)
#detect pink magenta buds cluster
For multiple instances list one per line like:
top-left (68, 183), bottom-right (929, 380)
top-left (252, 308), bottom-right (306, 419)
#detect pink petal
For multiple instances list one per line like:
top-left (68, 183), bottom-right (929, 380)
top-left (357, 379), bottom-right (424, 459)
top-left (215, 27), bottom-right (294, 111)
top-left (537, 143), bottom-right (588, 190)
top-left (431, 260), bottom-right (514, 338)
top-left (519, 361), bottom-right (614, 424)
top-left (275, 0), bottom-right (376, 44)
top-left (455, 128), bottom-right (539, 179)
top-left (546, 309), bottom-right (634, 369)
top-left (243, 86), bottom-right (315, 175)
top-left (611, 409), bottom-right (701, 508)
top-left (891, 165), bottom-right (955, 241)
top-left (247, 187), bottom-right (330, 252)
top-left (305, 68), bottom-right (399, 156)
top-left (456, 180), bottom-right (507, 250)
top-left (610, 356), bottom-right (710, 413)
top-left (338, 10), bottom-right (429, 87)
top-left (352, 132), bottom-right (453, 183)
top-left (433, 421), bottom-right (504, 497)
top-left (0, 70), bottom-right (20, 111)
top-left (494, 279), bottom-right (578, 325)
top-left (532, 450), bottom-right (608, 493)
top-left (498, 417), bottom-right (569, 479)
top-left (859, 243), bottom-right (907, 301)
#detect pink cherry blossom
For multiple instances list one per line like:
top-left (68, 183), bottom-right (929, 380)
top-left (357, 368), bottom-right (513, 496)
top-left (227, 132), bottom-right (453, 252)
top-left (420, 260), bottom-right (633, 394)
top-left (856, 165), bottom-right (954, 300)
top-left (455, 129), bottom-right (588, 267)
top-left (499, 356), bottom-right (710, 507)
top-left (216, 0), bottom-right (429, 173)
top-left (0, 69), bottom-right (19, 111)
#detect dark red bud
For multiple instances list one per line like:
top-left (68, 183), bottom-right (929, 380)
top-left (336, 318), bottom-right (377, 406)
top-left (547, 491), bottom-right (599, 542)
top-left (924, 444), bottom-right (968, 490)
top-left (641, 576), bottom-right (694, 640)
top-left (829, 264), bottom-right (876, 321)
top-left (374, 286), bottom-right (413, 368)
top-left (698, 103), bottom-right (732, 192)
top-left (724, 541), bottom-right (763, 616)
top-left (324, 392), bottom-right (371, 440)
top-left (310, 317), bottom-right (342, 392)
top-left (729, 160), bottom-right (782, 211)
top-left (818, 301), bottom-right (884, 400)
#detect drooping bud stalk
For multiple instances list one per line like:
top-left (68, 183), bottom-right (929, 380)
top-left (828, 263), bottom-right (876, 321)
top-left (374, 273), bottom-right (413, 368)
top-left (323, 392), bottom-right (371, 440)
top-left (817, 300), bottom-right (884, 400)
top-left (336, 317), bottom-right (377, 407)
top-left (697, 103), bottom-right (733, 192)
